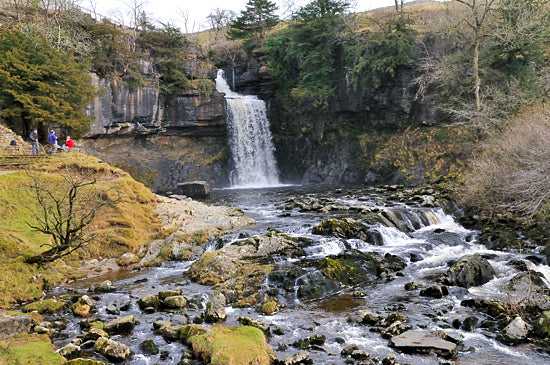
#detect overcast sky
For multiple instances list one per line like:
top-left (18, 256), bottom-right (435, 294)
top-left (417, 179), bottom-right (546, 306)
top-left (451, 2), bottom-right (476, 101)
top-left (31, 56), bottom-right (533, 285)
top-left (83, 0), bottom-right (403, 32)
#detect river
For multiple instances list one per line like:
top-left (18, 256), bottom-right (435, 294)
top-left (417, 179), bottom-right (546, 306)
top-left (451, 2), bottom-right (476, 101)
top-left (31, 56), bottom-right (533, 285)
top-left (49, 185), bottom-right (550, 364)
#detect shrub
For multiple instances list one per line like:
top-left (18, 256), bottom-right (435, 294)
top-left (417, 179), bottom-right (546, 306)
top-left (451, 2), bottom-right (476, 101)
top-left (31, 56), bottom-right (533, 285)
top-left (459, 104), bottom-right (550, 219)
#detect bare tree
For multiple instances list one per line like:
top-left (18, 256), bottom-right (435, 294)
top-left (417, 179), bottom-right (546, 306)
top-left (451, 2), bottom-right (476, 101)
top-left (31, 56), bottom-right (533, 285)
top-left (23, 163), bottom-right (123, 264)
top-left (178, 7), bottom-right (195, 34)
top-left (207, 8), bottom-right (235, 40)
top-left (454, 0), bottom-right (499, 113)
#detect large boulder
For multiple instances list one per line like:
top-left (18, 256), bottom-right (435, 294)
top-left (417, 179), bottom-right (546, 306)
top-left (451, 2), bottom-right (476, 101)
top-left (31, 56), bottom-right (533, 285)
top-left (176, 181), bottom-right (211, 198)
top-left (188, 231), bottom-right (309, 302)
top-left (534, 310), bottom-right (550, 338)
top-left (204, 293), bottom-right (226, 323)
top-left (94, 337), bottom-right (131, 362)
top-left (103, 315), bottom-right (136, 334)
top-left (441, 254), bottom-right (495, 288)
top-left (189, 326), bottom-right (274, 365)
top-left (497, 316), bottom-right (531, 344)
top-left (138, 294), bottom-right (160, 311)
top-left (506, 270), bottom-right (550, 311)
top-left (58, 343), bottom-right (81, 359)
top-left (269, 250), bottom-right (406, 301)
top-left (389, 330), bottom-right (458, 359)
top-left (0, 312), bottom-right (34, 338)
top-left (312, 218), bottom-right (370, 240)
top-left (162, 296), bottom-right (188, 309)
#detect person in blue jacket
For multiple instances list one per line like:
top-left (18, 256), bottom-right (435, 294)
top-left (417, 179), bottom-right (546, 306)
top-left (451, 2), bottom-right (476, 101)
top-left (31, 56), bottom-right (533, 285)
top-left (48, 129), bottom-right (57, 154)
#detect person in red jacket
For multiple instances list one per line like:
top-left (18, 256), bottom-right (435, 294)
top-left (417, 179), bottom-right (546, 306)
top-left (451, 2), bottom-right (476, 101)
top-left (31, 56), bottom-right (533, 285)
top-left (65, 135), bottom-right (75, 149)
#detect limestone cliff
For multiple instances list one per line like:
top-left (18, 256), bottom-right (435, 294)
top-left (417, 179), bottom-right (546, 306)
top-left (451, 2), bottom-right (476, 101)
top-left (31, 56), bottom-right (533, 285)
top-left (84, 70), bottom-right (230, 192)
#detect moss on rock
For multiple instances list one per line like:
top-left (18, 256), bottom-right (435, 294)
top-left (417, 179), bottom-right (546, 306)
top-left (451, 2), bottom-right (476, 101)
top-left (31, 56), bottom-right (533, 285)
top-left (23, 299), bottom-right (65, 314)
top-left (190, 326), bottom-right (274, 365)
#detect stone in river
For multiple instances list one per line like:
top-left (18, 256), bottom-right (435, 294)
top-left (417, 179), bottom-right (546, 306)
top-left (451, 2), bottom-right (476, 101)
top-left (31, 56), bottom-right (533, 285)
top-left (176, 181), bottom-right (211, 198)
top-left (389, 330), bottom-right (458, 359)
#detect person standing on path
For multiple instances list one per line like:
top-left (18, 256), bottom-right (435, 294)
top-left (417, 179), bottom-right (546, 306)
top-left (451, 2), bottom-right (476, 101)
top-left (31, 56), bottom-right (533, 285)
top-left (30, 128), bottom-right (39, 154)
top-left (48, 129), bottom-right (57, 154)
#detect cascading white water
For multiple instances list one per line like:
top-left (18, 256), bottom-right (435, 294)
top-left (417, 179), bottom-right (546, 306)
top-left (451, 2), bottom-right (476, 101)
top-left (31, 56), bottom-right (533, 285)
top-left (215, 70), bottom-right (280, 187)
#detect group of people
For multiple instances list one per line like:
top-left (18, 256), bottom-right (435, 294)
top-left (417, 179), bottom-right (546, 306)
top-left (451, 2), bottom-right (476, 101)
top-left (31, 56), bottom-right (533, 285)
top-left (29, 128), bottom-right (75, 155)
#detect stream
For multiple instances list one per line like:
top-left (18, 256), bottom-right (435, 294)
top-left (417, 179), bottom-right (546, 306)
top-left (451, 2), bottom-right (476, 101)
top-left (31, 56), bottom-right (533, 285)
top-left (47, 185), bottom-right (550, 364)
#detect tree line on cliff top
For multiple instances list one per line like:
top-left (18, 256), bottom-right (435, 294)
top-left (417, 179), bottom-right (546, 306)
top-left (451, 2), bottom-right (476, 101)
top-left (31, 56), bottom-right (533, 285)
top-left (1, 0), bottom-right (549, 133)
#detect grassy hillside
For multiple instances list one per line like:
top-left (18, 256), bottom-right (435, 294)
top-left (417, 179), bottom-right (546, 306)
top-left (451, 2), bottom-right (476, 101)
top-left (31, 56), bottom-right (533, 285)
top-left (0, 150), bottom-right (161, 308)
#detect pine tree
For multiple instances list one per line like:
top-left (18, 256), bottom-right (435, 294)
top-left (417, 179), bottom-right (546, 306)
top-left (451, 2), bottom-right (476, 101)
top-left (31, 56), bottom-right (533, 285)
top-left (0, 29), bottom-right (96, 137)
top-left (228, 0), bottom-right (279, 41)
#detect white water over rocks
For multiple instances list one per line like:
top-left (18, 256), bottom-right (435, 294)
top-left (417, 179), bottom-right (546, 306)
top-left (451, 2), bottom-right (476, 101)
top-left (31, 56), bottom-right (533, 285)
top-left (216, 70), bottom-right (280, 187)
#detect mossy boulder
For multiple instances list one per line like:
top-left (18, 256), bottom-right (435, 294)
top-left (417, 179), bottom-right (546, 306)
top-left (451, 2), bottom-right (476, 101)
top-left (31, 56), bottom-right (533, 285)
top-left (259, 300), bottom-right (278, 315)
top-left (158, 289), bottom-right (183, 300)
top-left (138, 294), bottom-right (160, 311)
top-left (440, 254), bottom-right (495, 288)
top-left (318, 257), bottom-right (369, 286)
top-left (139, 338), bottom-right (159, 355)
top-left (312, 218), bottom-right (369, 240)
top-left (0, 333), bottom-right (66, 364)
top-left (189, 326), bottom-right (274, 365)
top-left (533, 311), bottom-right (550, 338)
top-left (103, 315), bottom-right (136, 334)
top-left (72, 303), bottom-right (91, 318)
top-left (0, 311), bottom-right (35, 338)
top-left (94, 337), bottom-right (131, 362)
top-left (82, 327), bottom-right (109, 342)
top-left (162, 295), bottom-right (188, 309)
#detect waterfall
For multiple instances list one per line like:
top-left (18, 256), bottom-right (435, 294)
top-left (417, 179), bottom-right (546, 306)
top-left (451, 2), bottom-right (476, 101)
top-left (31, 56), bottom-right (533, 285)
top-left (216, 70), bottom-right (280, 187)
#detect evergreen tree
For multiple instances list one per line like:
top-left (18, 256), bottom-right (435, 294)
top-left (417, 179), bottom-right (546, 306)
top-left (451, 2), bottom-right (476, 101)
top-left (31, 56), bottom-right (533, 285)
top-left (265, 0), bottom-right (349, 109)
top-left (139, 24), bottom-right (190, 95)
top-left (228, 0), bottom-right (279, 41)
top-left (349, 0), bottom-right (416, 89)
top-left (0, 29), bottom-right (95, 137)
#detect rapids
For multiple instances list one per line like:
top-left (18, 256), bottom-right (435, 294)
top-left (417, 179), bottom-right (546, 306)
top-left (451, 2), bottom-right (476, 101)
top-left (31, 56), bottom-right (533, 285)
top-left (48, 185), bottom-right (550, 364)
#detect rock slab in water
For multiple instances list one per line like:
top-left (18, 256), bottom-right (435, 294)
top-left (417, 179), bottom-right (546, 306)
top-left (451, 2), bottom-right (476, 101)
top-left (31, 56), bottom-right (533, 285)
top-left (176, 181), bottom-right (211, 198)
top-left (104, 315), bottom-right (136, 334)
top-left (274, 350), bottom-right (313, 365)
top-left (389, 330), bottom-right (458, 359)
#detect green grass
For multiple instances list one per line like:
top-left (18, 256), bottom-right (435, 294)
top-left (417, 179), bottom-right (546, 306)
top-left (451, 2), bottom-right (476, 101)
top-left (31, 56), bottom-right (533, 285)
top-left (23, 299), bottom-right (65, 314)
top-left (0, 334), bottom-right (65, 365)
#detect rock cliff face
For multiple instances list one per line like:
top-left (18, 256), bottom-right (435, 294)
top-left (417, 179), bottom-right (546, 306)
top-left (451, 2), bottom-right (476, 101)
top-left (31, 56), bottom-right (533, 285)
top-left (84, 71), bottom-right (231, 192)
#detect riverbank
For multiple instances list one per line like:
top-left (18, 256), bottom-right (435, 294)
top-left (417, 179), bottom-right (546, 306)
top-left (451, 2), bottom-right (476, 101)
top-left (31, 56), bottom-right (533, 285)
top-left (0, 154), bottom-right (258, 363)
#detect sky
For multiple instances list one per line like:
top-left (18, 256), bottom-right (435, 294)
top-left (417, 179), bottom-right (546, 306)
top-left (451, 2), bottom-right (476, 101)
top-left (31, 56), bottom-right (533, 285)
top-left (82, 0), bottom-right (403, 32)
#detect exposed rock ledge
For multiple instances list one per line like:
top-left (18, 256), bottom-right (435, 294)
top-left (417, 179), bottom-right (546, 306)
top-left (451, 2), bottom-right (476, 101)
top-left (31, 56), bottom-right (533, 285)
top-left (139, 195), bottom-right (256, 265)
top-left (78, 195), bottom-right (256, 277)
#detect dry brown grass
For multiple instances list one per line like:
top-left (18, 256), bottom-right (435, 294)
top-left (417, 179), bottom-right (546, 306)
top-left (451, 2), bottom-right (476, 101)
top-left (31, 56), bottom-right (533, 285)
top-left (459, 104), bottom-right (550, 219)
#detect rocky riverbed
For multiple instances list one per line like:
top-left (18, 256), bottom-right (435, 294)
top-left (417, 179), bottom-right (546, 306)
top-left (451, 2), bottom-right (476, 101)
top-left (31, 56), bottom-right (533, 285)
top-left (15, 185), bottom-right (550, 364)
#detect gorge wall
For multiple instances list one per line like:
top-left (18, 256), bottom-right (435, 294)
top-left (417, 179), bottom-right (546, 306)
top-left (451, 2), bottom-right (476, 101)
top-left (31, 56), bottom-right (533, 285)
top-left (84, 35), bottom-right (447, 191)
